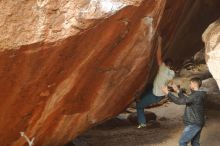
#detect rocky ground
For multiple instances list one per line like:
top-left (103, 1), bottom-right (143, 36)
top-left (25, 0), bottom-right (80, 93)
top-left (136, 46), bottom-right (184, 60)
top-left (66, 103), bottom-right (220, 146)
top-left (66, 52), bottom-right (220, 146)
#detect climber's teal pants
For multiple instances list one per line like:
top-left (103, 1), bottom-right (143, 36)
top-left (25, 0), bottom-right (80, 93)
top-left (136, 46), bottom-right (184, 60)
top-left (136, 87), bottom-right (164, 124)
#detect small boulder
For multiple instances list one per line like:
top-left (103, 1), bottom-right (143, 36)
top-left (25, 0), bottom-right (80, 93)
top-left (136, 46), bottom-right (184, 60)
top-left (128, 111), bottom-right (157, 125)
top-left (194, 49), bottom-right (206, 64)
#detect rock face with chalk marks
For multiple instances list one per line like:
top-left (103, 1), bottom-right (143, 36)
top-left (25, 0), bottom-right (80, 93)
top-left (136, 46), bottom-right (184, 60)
top-left (0, 0), bottom-right (220, 146)
top-left (0, 1), bottom-right (166, 145)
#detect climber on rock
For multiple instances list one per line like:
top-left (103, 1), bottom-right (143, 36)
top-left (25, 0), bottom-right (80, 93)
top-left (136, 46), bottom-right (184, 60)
top-left (162, 77), bottom-right (206, 146)
top-left (136, 35), bottom-right (175, 128)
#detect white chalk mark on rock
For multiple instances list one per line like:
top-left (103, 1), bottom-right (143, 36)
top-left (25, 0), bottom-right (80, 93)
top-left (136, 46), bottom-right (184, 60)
top-left (20, 132), bottom-right (35, 146)
top-left (143, 16), bottom-right (154, 40)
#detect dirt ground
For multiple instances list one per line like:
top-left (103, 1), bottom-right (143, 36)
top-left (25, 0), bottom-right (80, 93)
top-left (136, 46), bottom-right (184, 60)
top-left (67, 102), bottom-right (220, 146)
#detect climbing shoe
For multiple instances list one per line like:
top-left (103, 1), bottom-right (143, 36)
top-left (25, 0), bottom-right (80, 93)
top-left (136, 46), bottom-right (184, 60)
top-left (137, 124), bottom-right (146, 129)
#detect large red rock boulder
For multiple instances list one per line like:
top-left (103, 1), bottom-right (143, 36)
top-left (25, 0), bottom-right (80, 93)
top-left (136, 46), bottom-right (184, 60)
top-left (0, 1), bottom-right (166, 146)
top-left (203, 19), bottom-right (220, 89)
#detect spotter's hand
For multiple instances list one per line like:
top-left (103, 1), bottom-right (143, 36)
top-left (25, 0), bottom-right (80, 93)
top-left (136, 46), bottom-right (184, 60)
top-left (171, 83), bottom-right (180, 93)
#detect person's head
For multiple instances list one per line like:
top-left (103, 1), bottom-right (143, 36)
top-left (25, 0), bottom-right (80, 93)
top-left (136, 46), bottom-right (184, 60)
top-left (164, 58), bottom-right (174, 70)
top-left (190, 77), bottom-right (202, 90)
